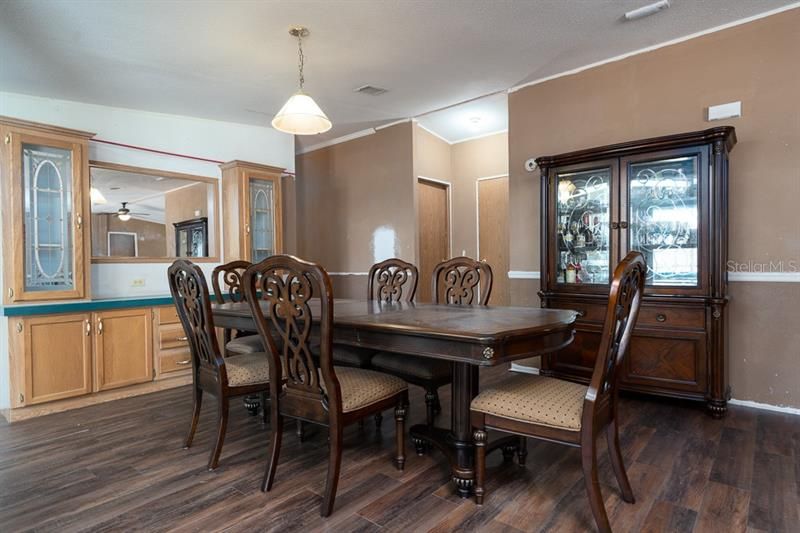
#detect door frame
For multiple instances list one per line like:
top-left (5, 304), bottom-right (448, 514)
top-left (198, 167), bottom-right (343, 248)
top-left (475, 174), bottom-right (509, 262)
top-left (107, 231), bottom-right (139, 257)
top-left (417, 176), bottom-right (453, 258)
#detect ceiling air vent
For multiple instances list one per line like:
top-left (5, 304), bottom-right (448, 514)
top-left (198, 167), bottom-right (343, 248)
top-left (354, 85), bottom-right (388, 96)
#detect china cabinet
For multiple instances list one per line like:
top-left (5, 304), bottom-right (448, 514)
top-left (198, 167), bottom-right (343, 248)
top-left (220, 160), bottom-right (284, 262)
top-left (0, 117), bottom-right (94, 304)
top-left (536, 127), bottom-right (736, 417)
top-left (173, 217), bottom-right (209, 258)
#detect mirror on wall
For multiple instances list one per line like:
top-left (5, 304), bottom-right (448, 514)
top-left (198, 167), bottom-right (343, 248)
top-left (89, 162), bottom-right (219, 262)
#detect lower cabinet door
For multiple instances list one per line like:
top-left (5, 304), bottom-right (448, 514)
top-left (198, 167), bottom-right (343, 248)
top-left (621, 328), bottom-right (707, 395)
top-left (23, 313), bottom-right (93, 405)
top-left (93, 308), bottom-right (153, 392)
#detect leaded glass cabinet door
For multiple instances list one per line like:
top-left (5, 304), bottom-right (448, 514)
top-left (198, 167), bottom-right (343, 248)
top-left (550, 160), bottom-right (618, 292)
top-left (7, 132), bottom-right (87, 301)
top-left (620, 147), bottom-right (710, 295)
top-left (245, 177), bottom-right (281, 262)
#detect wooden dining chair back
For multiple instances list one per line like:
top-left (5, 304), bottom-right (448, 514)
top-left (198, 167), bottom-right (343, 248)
top-left (433, 256), bottom-right (493, 305)
top-left (471, 251), bottom-right (646, 533)
top-left (368, 258), bottom-right (419, 303)
top-left (168, 259), bottom-right (271, 470)
top-left (212, 260), bottom-right (265, 356)
top-left (243, 255), bottom-right (409, 517)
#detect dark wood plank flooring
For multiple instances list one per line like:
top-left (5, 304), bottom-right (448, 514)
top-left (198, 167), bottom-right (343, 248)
top-left (1, 366), bottom-right (798, 532)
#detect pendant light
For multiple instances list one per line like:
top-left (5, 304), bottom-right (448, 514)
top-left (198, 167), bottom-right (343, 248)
top-left (272, 27), bottom-right (332, 135)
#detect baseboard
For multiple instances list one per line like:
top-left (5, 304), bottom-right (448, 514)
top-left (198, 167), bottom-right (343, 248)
top-left (1, 373), bottom-right (192, 423)
top-left (728, 398), bottom-right (800, 416)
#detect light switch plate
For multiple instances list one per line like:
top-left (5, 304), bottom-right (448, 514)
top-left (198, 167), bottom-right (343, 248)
top-left (131, 278), bottom-right (146, 288)
top-left (707, 101), bottom-right (741, 121)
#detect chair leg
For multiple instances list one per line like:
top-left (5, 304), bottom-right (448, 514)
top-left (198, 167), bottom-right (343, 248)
top-left (606, 417), bottom-right (635, 503)
top-left (374, 412), bottom-right (383, 429)
top-left (394, 404), bottom-right (406, 471)
top-left (473, 427), bottom-right (487, 505)
top-left (261, 414), bottom-right (283, 492)
top-left (581, 435), bottom-right (612, 533)
top-left (517, 436), bottom-right (528, 466)
top-left (433, 390), bottom-right (442, 415)
top-left (321, 423), bottom-right (344, 517)
top-left (184, 387), bottom-right (203, 449)
top-left (296, 420), bottom-right (305, 442)
top-left (208, 395), bottom-right (229, 470)
top-left (425, 389), bottom-right (437, 426)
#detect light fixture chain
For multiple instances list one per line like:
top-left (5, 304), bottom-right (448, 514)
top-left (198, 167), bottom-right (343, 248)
top-left (297, 33), bottom-right (305, 90)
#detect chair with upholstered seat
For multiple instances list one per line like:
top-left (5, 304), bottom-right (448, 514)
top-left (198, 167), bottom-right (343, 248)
top-left (243, 255), bottom-right (408, 517)
top-left (470, 252), bottom-right (646, 532)
top-left (168, 259), bottom-right (272, 470)
top-left (211, 260), bottom-right (264, 356)
top-left (372, 257), bottom-right (492, 428)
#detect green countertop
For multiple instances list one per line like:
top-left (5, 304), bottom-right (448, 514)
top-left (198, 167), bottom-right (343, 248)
top-left (0, 295), bottom-right (179, 317)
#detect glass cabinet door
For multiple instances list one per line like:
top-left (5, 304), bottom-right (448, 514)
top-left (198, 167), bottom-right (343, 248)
top-left (553, 164), bottom-right (614, 286)
top-left (623, 150), bottom-right (706, 289)
top-left (13, 136), bottom-right (85, 300)
top-left (248, 178), bottom-right (276, 262)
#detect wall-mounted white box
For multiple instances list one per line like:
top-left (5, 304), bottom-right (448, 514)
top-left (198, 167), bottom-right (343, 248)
top-left (707, 101), bottom-right (742, 121)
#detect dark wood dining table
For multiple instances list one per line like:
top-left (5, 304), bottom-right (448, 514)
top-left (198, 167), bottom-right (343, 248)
top-left (212, 298), bottom-right (577, 497)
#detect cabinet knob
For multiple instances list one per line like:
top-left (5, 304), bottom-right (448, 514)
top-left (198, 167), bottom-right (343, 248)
top-left (620, 221), bottom-right (629, 229)
top-left (610, 222), bottom-right (620, 230)
top-left (656, 313), bottom-right (667, 322)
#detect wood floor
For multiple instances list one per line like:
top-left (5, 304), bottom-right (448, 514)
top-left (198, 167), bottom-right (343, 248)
top-left (1, 365), bottom-right (798, 532)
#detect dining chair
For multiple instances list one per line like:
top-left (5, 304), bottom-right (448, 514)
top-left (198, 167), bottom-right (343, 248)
top-left (371, 257), bottom-right (492, 430)
top-left (243, 254), bottom-right (409, 517)
top-left (470, 251), bottom-right (646, 533)
top-left (212, 260), bottom-right (264, 356)
top-left (168, 259), bottom-right (272, 470)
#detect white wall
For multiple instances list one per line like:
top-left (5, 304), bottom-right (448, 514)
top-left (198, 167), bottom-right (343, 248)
top-left (0, 91), bottom-right (295, 409)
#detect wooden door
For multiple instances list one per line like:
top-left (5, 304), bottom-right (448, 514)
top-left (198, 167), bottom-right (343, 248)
top-left (23, 313), bottom-right (92, 405)
top-left (417, 179), bottom-right (450, 302)
top-left (93, 308), bottom-right (153, 392)
top-left (478, 177), bottom-right (510, 305)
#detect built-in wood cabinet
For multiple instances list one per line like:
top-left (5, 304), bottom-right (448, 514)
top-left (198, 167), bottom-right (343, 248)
top-left (13, 313), bottom-right (93, 406)
top-left (0, 117), bottom-right (94, 304)
top-left (221, 160), bottom-right (284, 262)
top-left (153, 305), bottom-right (193, 377)
top-left (93, 308), bottom-right (153, 391)
top-left (536, 127), bottom-right (736, 417)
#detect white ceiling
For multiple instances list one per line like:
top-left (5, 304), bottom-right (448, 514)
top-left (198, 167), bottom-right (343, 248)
top-left (0, 0), bottom-right (796, 148)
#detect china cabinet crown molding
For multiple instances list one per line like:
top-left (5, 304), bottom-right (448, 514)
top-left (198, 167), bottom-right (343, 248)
top-left (536, 127), bottom-right (736, 418)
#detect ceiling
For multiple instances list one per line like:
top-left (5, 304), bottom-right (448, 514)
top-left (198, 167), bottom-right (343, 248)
top-left (1, 0), bottom-right (796, 148)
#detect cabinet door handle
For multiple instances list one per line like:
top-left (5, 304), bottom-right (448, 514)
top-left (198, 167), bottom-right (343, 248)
top-left (610, 222), bottom-right (620, 230)
top-left (656, 313), bottom-right (667, 322)
top-left (245, 224), bottom-right (250, 234)
top-left (85, 320), bottom-right (91, 336)
top-left (97, 319), bottom-right (104, 335)
top-left (176, 359), bottom-right (191, 365)
top-left (76, 214), bottom-right (83, 229)
top-left (176, 336), bottom-right (188, 342)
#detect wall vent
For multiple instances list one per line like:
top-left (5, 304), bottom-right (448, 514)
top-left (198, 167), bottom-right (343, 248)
top-left (353, 85), bottom-right (388, 96)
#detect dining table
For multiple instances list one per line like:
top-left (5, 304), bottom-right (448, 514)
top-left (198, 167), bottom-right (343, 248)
top-left (212, 298), bottom-right (577, 497)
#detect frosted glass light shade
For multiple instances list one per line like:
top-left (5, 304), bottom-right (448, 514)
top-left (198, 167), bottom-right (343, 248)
top-left (117, 213), bottom-right (131, 222)
top-left (271, 92), bottom-right (332, 135)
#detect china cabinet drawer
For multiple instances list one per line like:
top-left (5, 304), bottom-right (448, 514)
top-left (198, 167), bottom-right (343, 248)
top-left (636, 306), bottom-right (705, 330)
top-left (159, 323), bottom-right (189, 350)
top-left (546, 299), bottom-right (607, 325)
top-left (159, 348), bottom-right (193, 374)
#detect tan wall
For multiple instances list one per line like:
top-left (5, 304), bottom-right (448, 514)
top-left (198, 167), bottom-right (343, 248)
top-left (91, 214), bottom-right (167, 257)
top-left (164, 182), bottom-right (210, 256)
top-left (451, 132), bottom-right (509, 259)
top-left (295, 122), bottom-right (416, 295)
top-left (508, 10), bottom-right (800, 406)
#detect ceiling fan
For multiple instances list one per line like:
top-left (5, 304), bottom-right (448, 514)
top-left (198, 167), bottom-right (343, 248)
top-left (114, 202), bottom-right (150, 221)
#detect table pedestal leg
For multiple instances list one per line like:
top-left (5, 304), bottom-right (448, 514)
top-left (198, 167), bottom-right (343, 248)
top-left (410, 362), bottom-right (479, 498)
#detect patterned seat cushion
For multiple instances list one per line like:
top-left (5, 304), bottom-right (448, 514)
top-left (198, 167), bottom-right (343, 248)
top-left (322, 367), bottom-right (407, 413)
top-left (226, 334), bottom-right (264, 355)
top-left (224, 352), bottom-right (270, 387)
top-left (311, 343), bottom-right (377, 368)
top-left (471, 374), bottom-right (588, 431)
top-left (371, 352), bottom-right (451, 381)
